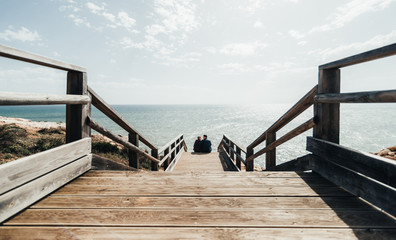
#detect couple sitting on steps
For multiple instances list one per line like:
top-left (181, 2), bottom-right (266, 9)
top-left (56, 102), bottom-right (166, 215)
top-left (193, 135), bottom-right (212, 153)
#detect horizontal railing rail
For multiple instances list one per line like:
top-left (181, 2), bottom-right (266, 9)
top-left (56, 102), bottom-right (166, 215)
top-left (0, 92), bottom-right (91, 105)
top-left (315, 89), bottom-right (396, 103)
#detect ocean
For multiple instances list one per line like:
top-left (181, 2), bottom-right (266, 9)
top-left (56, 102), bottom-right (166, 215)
top-left (1, 104), bottom-right (395, 168)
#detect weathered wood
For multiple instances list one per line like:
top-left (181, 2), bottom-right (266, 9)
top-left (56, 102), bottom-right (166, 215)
top-left (219, 149), bottom-right (241, 171)
top-left (246, 147), bottom-right (254, 171)
top-left (266, 154), bottom-right (312, 172)
top-left (266, 131), bottom-right (276, 169)
top-left (86, 117), bottom-right (160, 163)
top-left (311, 156), bottom-right (396, 217)
top-left (1, 227), bottom-right (396, 240)
top-left (5, 208), bottom-right (395, 227)
top-left (0, 92), bottom-right (90, 105)
top-left (87, 87), bottom-right (156, 150)
top-left (172, 152), bottom-right (221, 172)
top-left (307, 137), bottom-right (396, 188)
top-left (32, 195), bottom-right (372, 210)
top-left (248, 85), bottom-right (317, 149)
top-left (128, 133), bottom-right (139, 169)
top-left (0, 138), bottom-right (91, 194)
top-left (0, 155), bottom-right (91, 223)
top-left (247, 118), bottom-right (316, 163)
top-left (223, 134), bottom-right (247, 153)
top-left (91, 154), bottom-right (139, 171)
top-left (320, 42), bottom-right (396, 70)
top-left (164, 147), bottom-right (184, 172)
top-left (315, 89), bottom-right (396, 103)
top-left (66, 71), bottom-right (90, 143)
top-left (236, 147), bottom-right (242, 169)
top-left (0, 44), bottom-right (86, 72)
top-left (53, 184), bottom-right (351, 196)
top-left (157, 139), bottom-right (185, 168)
top-left (151, 149), bottom-right (159, 171)
top-left (313, 69), bottom-right (340, 143)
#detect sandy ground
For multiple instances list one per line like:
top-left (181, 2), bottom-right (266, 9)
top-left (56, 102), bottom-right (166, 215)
top-left (0, 116), bottom-right (65, 131)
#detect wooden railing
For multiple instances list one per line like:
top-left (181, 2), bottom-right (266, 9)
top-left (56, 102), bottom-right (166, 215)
top-left (220, 43), bottom-right (396, 172)
top-left (218, 134), bottom-right (246, 171)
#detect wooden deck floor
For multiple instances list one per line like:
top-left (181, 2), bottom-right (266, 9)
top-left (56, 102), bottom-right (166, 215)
top-left (1, 153), bottom-right (396, 239)
top-left (173, 152), bottom-right (224, 172)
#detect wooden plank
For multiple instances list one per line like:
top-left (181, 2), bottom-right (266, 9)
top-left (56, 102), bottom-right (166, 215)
top-left (266, 131), bottom-right (276, 169)
top-left (82, 170), bottom-right (319, 178)
top-left (0, 138), bottom-right (91, 194)
top-left (66, 71), bottom-right (90, 143)
top-left (86, 117), bottom-right (160, 163)
top-left (88, 87), bottom-right (156, 150)
top-left (32, 196), bottom-right (374, 210)
top-left (68, 175), bottom-right (335, 187)
top-left (311, 156), bottom-right (396, 217)
top-left (5, 208), bottom-right (395, 227)
top-left (0, 44), bottom-right (86, 72)
top-left (52, 184), bottom-right (352, 196)
top-left (307, 137), bottom-right (396, 187)
top-left (223, 134), bottom-right (247, 153)
top-left (1, 227), bottom-right (396, 240)
top-left (315, 89), bottom-right (396, 103)
top-left (248, 85), bottom-right (317, 149)
top-left (247, 118), bottom-right (316, 163)
top-left (164, 147), bottom-right (184, 172)
top-left (0, 155), bottom-right (91, 223)
top-left (313, 69), bottom-right (340, 143)
top-left (319, 43), bottom-right (396, 70)
top-left (0, 92), bottom-right (90, 105)
top-left (173, 152), bottom-right (224, 172)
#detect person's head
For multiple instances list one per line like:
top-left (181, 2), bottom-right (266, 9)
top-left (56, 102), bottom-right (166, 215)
top-left (197, 136), bottom-right (201, 140)
top-left (203, 135), bottom-right (207, 139)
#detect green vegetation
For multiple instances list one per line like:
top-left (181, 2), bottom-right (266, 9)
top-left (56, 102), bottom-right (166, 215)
top-left (0, 123), bottom-right (152, 170)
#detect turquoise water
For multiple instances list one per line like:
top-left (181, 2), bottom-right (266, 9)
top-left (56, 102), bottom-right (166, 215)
top-left (1, 104), bottom-right (395, 168)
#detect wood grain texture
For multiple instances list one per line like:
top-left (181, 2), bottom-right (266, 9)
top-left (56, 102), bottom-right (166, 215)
top-left (32, 196), bottom-right (373, 210)
top-left (307, 137), bottom-right (396, 187)
top-left (5, 208), bottom-right (395, 228)
top-left (0, 155), bottom-right (91, 223)
top-left (315, 89), bottom-right (396, 103)
top-left (0, 138), bottom-right (91, 194)
top-left (172, 152), bottom-right (224, 172)
top-left (0, 92), bottom-right (90, 105)
top-left (0, 44), bottom-right (86, 72)
top-left (1, 227), bottom-right (396, 240)
top-left (319, 42), bottom-right (396, 69)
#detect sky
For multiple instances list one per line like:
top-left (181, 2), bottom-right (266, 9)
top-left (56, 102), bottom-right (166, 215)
top-left (1, 0), bottom-right (396, 105)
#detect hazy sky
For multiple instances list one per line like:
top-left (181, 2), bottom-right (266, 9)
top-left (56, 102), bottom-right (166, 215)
top-left (1, 0), bottom-right (396, 104)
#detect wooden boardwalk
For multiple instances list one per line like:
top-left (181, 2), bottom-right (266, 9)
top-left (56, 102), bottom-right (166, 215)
top-left (1, 153), bottom-right (395, 239)
top-left (173, 152), bottom-right (224, 172)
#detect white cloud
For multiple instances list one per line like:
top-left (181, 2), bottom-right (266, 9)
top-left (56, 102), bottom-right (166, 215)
top-left (310, 0), bottom-right (395, 33)
top-left (288, 30), bottom-right (304, 40)
top-left (0, 27), bottom-right (41, 42)
top-left (218, 61), bottom-right (313, 75)
top-left (253, 21), bottom-right (264, 28)
top-left (220, 42), bottom-right (268, 56)
top-left (154, 52), bottom-right (202, 67)
top-left (310, 30), bottom-right (396, 60)
top-left (68, 14), bottom-right (91, 28)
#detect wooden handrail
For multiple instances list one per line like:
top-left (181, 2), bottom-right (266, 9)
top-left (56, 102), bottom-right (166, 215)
top-left (0, 92), bottom-right (90, 105)
top-left (157, 138), bottom-right (186, 167)
top-left (88, 87), bottom-right (156, 150)
top-left (246, 118), bottom-right (316, 163)
top-left (0, 44), bottom-right (86, 72)
top-left (319, 43), bottom-right (396, 70)
top-left (248, 85), bottom-right (317, 149)
top-left (221, 138), bottom-right (246, 166)
top-left (315, 90), bottom-right (396, 103)
top-left (223, 134), bottom-right (247, 153)
top-left (86, 117), bottom-right (160, 164)
top-left (158, 134), bottom-right (184, 154)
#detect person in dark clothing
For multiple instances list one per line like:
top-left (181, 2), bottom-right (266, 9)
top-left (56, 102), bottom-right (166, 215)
top-left (200, 135), bottom-right (212, 153)
top-left (193, 136), bottom-right (201, 152)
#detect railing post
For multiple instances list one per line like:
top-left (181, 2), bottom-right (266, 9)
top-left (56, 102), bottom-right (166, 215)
top-left (229, 142), bottom-right (235, 162)
top-left (246, 147), bottom-right (254, 171)
top-left (151, 148), bottom-right (159, 171)
top-left (314, 68), bottom-right (340, 143)
top-left (265, 132), bottom-right (276, 169)
top-left (128, 133), bottom-right (139, 169)
top-left (236, 147), bottom-right (241, 170)
top-left (164, 147), bottom-right (170, 170)
top-left (66, 71), bottom-right (90, 143)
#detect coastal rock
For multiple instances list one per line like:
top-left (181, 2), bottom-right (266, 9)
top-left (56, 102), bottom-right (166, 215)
top-left (373, 146), bottom-right (396, 161)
